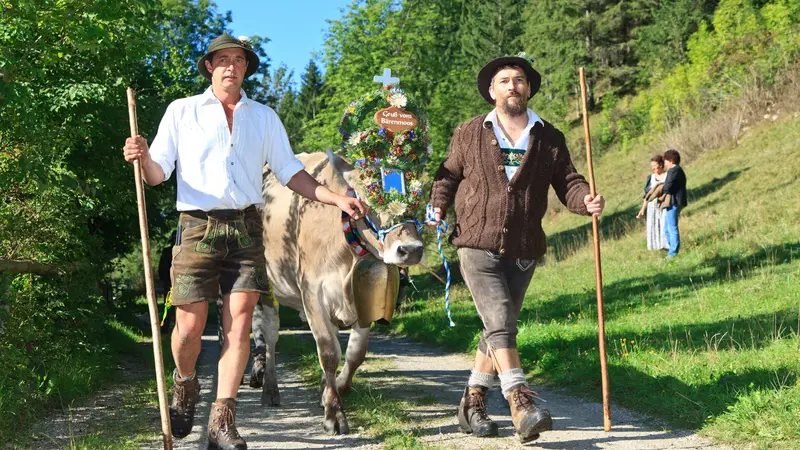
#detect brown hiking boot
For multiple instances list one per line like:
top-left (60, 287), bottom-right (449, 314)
top-left (208, 398), bottom-right (247, 450)
top-left (506, 385), bottom-right (552, 443)
top-left (457, 385), bottom-right (499, 437)
top-left (169, 369), bottom-right (200, 439)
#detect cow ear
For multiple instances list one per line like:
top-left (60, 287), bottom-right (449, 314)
top-left (327, 149), bottom-right (358, 185)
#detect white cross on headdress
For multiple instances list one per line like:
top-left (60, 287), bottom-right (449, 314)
top-left (373, 68), bottom-right (400, 87)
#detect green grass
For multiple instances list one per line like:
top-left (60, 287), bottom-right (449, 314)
top-left (10, 310), bottom-right (173, 448)
top-left (393, 115), bottom-right (800, 449)
top-left (278, 334), bottom-right (324, 387)
top-left (279, 334), bottom-right (441, 449)
top-left (1, 318), bottom-right (143, 444)
top-left (60, 377), bottom-right (163, 450)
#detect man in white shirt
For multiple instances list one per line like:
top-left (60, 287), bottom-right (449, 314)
top-left (123, 33), bottom-right (366, 449)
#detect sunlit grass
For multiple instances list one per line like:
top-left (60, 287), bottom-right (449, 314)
top-left (393, 115), bottom-right (800, 448)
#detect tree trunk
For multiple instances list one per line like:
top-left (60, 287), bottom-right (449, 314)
top-left (0, 259), bottom-right (65, 276)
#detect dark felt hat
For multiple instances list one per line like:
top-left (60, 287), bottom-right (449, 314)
top-left (477, 53), bottom-right (541, 104)
top-left (197, 32), bottom-right (260, 80)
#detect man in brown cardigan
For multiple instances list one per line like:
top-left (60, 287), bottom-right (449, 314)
top-left (428, 54), bottom-right (605, 443)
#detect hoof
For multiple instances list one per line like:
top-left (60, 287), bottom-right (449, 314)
top-left (261, 387), bottom-right (281, 407)
top-left (322, 405), bottom-right (349, 435)
top-left (249, 374), bottom-right (264, 389)
top-left (323, 418), bottom-right (340, 435)
top-left (338, 416), bottom-right (349, 435)
top-left (322, 417), bottom-right (349, 435)
top-left (249, 357), bottom-right (266, 389)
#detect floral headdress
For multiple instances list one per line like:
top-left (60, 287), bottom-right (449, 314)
top-left (339, 85), bottom-right (430, 223)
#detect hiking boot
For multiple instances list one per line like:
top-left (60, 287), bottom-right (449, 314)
top-left (249, 352), bottom-right (266, 388)
top-left (169, 369), bottom-right (200, 439)
top-left (457, 385), bottom-right (499, 437)
top-left (208, 398), bottom-right (247, 450)
top-left (506, 385), bottom-right (553, 443)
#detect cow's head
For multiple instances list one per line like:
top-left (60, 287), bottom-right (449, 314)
top-left (328, 150), bottom-right (424, 266)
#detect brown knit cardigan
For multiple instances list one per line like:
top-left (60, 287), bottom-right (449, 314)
top-left (429, 113), bottom-right (591, 259)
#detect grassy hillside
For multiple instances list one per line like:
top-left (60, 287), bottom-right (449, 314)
top-left (393, 112), bottom-right (800, 449)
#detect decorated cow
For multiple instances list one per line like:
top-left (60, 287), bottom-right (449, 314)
top-left (257, 80), bottom-right (432, 434)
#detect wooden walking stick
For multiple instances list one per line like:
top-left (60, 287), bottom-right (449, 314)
top-left (578, 68), bottom-right (611, 432)
top-left (127, 88), bottom-right (174, 449)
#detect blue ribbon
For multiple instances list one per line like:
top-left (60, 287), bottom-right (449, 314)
top-left (362, 213), bottom-right (423, 243)
top-left (354, 190), bottom-right (423, 243)
top-left (426, 204), bottom-right (455, 328)
top-left (352, 190), bottom-right (455, 328)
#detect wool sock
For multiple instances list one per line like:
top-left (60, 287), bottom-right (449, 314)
top-left (174, 368), bottom-right (196, 383)
top-left (467, 369), bottom-right (495, 389)
top-left (499, 368), bottom-right (527, 397)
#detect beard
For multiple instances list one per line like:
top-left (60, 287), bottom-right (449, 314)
top-left (499, 94), bottom-right (528, 117)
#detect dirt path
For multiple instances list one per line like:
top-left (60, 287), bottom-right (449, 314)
top-left (360, 333), bottom-right (730, 450)
top-left (26, 355), bottom-right (157, 450)
top-left (30, 325), bottom-right (730, 449)
top-left (144, 326), bottom-right (377, 450)
top-left (153, 328), bottom-right (728, 449)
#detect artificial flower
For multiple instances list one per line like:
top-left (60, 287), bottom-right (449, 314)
top-left (348, 133), bottom-right (363, 146)
top-left (386, 200), bottom-right (408, 217)
top-left (388, 93), bottom-right (407, 107)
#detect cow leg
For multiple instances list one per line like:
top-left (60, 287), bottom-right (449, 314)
top-left (216, 295), bottom-right (224, 347)
top-left (249, 295), bottom-right (266, 387)
top-left (318, 319), bottom-right (349, 435)
top-left (317, 333), bottom-right (341, 407)
top-left (258, 297), bottom-right (281, 406)
top-left (303, 284), bottom-right (349, 435)
top-left (336, 323), bottom-right (370, 397)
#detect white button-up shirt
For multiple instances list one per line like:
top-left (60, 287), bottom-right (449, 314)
top-left (149, 87), bottom-right (305, 211)
top-left (485, 108), bottom-right (543, 180)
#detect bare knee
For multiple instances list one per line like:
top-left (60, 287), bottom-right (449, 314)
top-left (174, 320), bottom-right (202, 343)
top-left (220, 292), bottom-right (259, 344)
top-left (222, 314), bottom-right (253, 347)
top-left (172, 304), bottom-right (208, 346)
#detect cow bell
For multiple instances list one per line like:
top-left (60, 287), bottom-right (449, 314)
top-left (350, 256), bottom-right (400, 328)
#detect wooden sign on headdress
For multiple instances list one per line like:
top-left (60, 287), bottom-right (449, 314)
top-left (339, 68), bottom-right (430, 220)
top-left (374, 106), bottom-right (418, 132)
top-left (372, 68), bottom-right (418, 132)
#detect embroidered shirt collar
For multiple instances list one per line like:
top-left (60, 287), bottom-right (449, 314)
top-left (484, 108), bottom-right (543, 130)
top-left (200, 86), bottom-right (250, 107)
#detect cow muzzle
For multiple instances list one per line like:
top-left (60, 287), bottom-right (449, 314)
top-left (384, 241), bottom-right (424, 266)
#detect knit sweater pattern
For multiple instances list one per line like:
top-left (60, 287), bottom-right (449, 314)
top-left (429, 113), bottom-right (591, 259)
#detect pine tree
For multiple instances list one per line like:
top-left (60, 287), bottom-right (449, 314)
top-left (277, 87), bottom-right (304, 151)
top-left (525, 0), bottom-right (660, 117)
top-left (524, 0), bottom-right (588, 120)
top-left (298, 58), bottom-right (326, 121)
top-left (427, 0), bottom-right (527, 156)
top-left (635, 0), bottom-right (719, 83)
